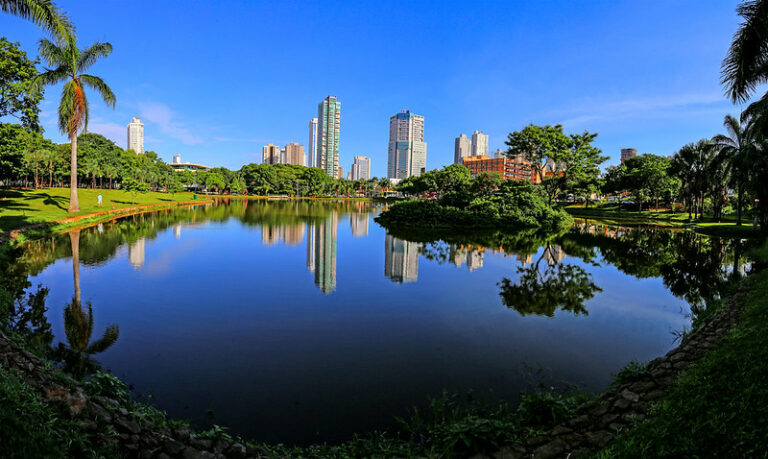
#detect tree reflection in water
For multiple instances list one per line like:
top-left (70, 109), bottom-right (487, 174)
top-left (412, 220), bottom-right (754, 320)
top-left (498, 244), bottom-right (602, 317)
top-left (53, 230), bottom-right (120, 378)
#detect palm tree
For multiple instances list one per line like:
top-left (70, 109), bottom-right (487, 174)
top-left (712, 114), bottom-right (756, 225)
top-left (0, 0), bottom-right (73, 42)
top-left (22, 147), bottom-right (44, 187)
top-left (43, 147), bottom-right (57, 187)
top-left (722, 0), bottom-right (768, 103)
top-left (34, 37), bottom-right (115, 212)
top-left (672, 140), bottom-right (714, 219)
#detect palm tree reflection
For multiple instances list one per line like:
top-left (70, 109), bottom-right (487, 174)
top-left (56, 229), bottom-right (120, 378)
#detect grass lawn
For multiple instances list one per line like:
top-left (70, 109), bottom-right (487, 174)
top-left (0, 187), bottom-right (203, 233)
top-left (565, 204), bottom-right (761, 238)
top-left (597, 241), bottom-right (768, 457)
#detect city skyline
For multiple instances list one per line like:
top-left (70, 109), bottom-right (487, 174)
top-left (0, 1), bottom-right (744, 176)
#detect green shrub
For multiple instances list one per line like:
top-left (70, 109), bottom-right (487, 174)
top-left (613, 361), bottom-right (649, 386)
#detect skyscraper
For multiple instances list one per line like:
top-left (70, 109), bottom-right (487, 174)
top-left (454, 134), bottom-right (472, 164)
top-left (262, 143), bottom-right (281, 164)
top-left (351, 156), bottom-right (371, 180)
top-left (285, 142), bottom-right (306, 166)
top-left (308, 118), bottom-right (318, 168)
top-left (317, 96), bottom-right (341, 177)
top-left (384, 233), bottom-right (420, 283)
top-left (127, 117), bottom-right (144, 154)
top-left (471, 130), bottom-right (488, 157)
top-left (621, 148), bottom-right (638, 163)
top-left (387, 110), bottom-right (427, 179)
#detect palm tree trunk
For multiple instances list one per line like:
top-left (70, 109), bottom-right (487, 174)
top-left (68, 135), bottom-right (80, 212)
top-left (737, 185), bottom-right (743, 226)
top-left (70, 230), bottom-right (81, 306)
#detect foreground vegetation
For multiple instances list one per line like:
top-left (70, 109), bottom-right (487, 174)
top-left (599, 241), bottom-right (768, 457)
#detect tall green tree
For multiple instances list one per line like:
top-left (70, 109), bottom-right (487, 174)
top-left (712, 114), bottom-right (755, 225)
top-left (0, 38), bottom-right (44, 131)
top-left (672, 140), bottom-right (715, 219)
top-left (505, 123), bottom-right (570, 190)
top-left (34, 36), bottom-right (115, 212)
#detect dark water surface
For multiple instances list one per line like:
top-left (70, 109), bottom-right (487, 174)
top-left (16, 199), bottom-right (747, 444)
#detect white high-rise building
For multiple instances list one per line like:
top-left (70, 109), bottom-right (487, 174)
top-left (387, 110), bottom-right (427, 179)
top-left (351, 156), bottom-right (371, 180)
top-left (454, 134), bottom-right (472, 164)
top-left (471, 130), bottom-right (488, 157)
top-left (127, 117), bottom-right (144, 154)
top-left (308, 118), bottom-right (318, 168)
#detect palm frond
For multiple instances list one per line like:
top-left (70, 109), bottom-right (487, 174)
top-left (1, 0), bottom-right (74, 42)
top-left (33, 65), bottom-right (68, 92)
top-left (77, 41), bottom-right (112, 72)
top-left (63, 298), bottom-right (91, 353)
top-left (722, 0), bottom-right (768, 102)
top-left (38, 37), bottom-right (66, 67)
top-left (80, 74), bottom-right (116, 108)
top-left (85, 324), bottom-right (119, 354)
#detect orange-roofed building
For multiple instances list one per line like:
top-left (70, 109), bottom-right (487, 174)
top-left (460, 155), bottom-right (538, 183)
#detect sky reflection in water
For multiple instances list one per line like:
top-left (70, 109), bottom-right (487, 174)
top-left (21, 199), bottom-right (742, 444)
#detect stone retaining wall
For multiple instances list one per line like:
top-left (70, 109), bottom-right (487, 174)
top-left (0, 330), bottom-right (257, 458)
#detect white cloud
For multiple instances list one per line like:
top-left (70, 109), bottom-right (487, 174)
top-left (550, 92), bottom-right (730, 126)
top-left (138, 102), bottom-right (204, 145)
top-left (87, 121), bottom-right (125, 146)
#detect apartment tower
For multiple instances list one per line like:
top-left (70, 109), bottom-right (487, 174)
top-left (262, 143), bottom-right (281, 164)
top-left (308, 118), bottom-right (318, 168)
top-left (351, 156), bottom-right (371, 180)
top-left (127, 117), bottom-right (144, 154)
top-left (285, 142), bottom-right (306, 166)
top-left (387, 110), bottom-right (427, 179)
top-left (317, 96), bottom-right (341, 177)
top-left (620, 148), bottom-right (638, 164)
top-left (454, 134), bottom-right (472, 164)
top-left (471, 130), bottom-right (488, 157)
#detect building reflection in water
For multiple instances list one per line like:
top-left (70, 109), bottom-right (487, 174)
top-left (128, 238), bottom-right (145, 270)
top-left (449, 245), bottom-right (485, 272)
top-left (350, 213), bottom-right (369, 237)
top-left (306, 213), bottom-right (338, 293)
top-left (384, 233), bottom-right (420, 283)
top-left (173, 224), bottom-right (181, 240)
top-left (261, 224), bottom-right (305, 247)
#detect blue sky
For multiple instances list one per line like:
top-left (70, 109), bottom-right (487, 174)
top-left (0, 0), bottom-right (749, 176)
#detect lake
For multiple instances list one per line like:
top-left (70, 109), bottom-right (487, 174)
top-left (12, 199), bottom-right (747, 445)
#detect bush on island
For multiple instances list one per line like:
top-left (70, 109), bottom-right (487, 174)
top-left (375, 181), bottom-right (572, 231)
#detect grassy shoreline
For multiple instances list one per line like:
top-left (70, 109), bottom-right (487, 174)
top-left (598, 240), bottom-right (768, 456)
top-left (565, 204), bottom-right (762, 238)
